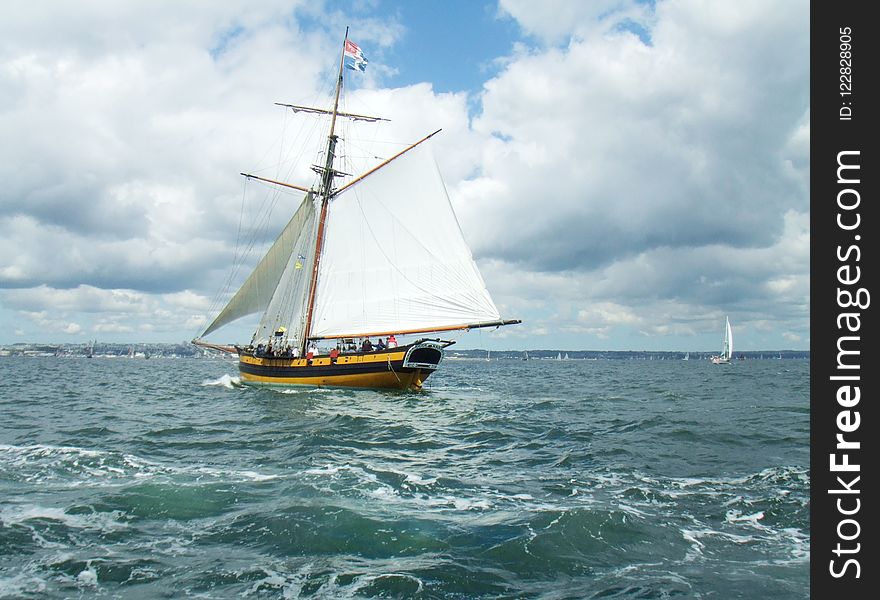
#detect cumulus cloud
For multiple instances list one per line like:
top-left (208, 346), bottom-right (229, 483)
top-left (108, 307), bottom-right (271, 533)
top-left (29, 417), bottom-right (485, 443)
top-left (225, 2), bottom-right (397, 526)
top-left (457, 0), bottom-right (809, 347)
top-left (0, 0), bottom-right (809, 349)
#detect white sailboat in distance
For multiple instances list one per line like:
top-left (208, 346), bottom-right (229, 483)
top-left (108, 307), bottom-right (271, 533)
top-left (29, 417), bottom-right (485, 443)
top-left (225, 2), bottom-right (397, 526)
top-left (710, 317), bottom-right (733, 365)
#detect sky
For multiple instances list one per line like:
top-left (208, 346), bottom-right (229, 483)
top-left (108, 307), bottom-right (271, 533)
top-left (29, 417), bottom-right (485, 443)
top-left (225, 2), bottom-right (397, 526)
top-left (0, 0), bottom-right (809, 351)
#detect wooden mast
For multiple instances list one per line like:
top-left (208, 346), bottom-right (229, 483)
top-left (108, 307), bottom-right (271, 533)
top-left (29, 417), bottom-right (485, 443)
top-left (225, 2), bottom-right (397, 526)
top-left (300, 28), bottom-right (349, 354)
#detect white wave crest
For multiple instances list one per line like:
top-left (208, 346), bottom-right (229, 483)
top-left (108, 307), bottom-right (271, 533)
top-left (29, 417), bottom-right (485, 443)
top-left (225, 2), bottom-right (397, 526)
top-left (0, 573), bottom-right (48, 598)
top-left (77, 563), bottom-right (98, 587)
top-left (0, 504), bottom-right (128, 537)
top-left (201, 374), bottom-right (244, 388)
top-left (0, 443), bottom-right (279, 488)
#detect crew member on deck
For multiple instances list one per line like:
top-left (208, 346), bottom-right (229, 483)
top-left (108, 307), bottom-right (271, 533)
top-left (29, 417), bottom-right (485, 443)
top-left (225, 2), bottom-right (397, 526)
top-left (361, 338), bottom-right (373, 352)
top-left (387, 335), bottom-right (397, 348)
top-left (375, 338), bottom-right (386, 351)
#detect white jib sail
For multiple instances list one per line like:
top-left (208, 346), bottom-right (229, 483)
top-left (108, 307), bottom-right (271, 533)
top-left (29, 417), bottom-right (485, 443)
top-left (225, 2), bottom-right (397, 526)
top-left (309, 142), bottom-right (501, 338)
top-left (201, 193), bottom-right (318, 339)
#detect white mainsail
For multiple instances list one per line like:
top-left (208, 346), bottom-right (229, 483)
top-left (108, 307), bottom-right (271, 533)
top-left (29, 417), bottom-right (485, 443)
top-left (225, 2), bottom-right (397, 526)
top-left (308, 142), bottom-right (501, 339)
top-left (201, 193), bottom-right (318, 339)
top-left (718, 316), bottom-right (733, 360)
top-left (724, 317), bottom-right (733, 359)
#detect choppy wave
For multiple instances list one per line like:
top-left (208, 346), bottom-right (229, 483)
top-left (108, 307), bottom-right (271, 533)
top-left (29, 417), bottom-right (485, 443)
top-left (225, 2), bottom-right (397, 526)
top-left (0, 356), bottom-right (809, 598)
top-left (0, 443), bottom-right (281, 489)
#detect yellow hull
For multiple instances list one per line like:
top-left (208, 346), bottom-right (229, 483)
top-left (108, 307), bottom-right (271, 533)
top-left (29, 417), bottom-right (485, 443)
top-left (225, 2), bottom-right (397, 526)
top-left (237, 341), bottom-right (446, 391)
top-left (239, 367), bottom-right (427, 390)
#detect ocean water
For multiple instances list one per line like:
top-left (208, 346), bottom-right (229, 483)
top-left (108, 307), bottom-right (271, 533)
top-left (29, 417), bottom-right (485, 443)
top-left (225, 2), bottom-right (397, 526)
top-left (0, 355), bottom-right (809, 598)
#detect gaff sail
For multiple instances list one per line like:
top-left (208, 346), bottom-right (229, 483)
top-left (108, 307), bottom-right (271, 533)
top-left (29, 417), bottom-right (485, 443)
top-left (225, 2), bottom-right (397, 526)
top-left (308, 142), bottom-right (501, 339)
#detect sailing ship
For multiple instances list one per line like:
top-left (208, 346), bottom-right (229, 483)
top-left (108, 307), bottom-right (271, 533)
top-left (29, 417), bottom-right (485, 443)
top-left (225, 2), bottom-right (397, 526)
top-left (710, 317), bottom-right (733, 364)
top-left (683, 352), bottom-right (689, 361)
top-left (522, 351), bottom-right (529, 361)
top-left (192, 31), bottom-right (519, 390)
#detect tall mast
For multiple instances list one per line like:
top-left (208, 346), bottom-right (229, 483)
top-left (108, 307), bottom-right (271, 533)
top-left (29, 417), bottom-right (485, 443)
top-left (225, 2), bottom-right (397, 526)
top-left (301, 28), bottom-right (349, 353)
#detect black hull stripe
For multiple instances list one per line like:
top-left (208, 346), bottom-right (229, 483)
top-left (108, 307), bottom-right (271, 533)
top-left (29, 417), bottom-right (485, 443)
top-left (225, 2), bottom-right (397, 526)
top-left (239, 360), bottom-right (414, 379)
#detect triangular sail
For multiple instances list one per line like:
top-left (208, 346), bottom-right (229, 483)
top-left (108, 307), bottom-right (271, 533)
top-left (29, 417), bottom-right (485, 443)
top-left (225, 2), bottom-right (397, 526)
top-left (200, 192), bottom-right (318, 339)
top-left (719, 316), bottom-right (733, 360)
top-left (308, 142), bottom-right (501, 339)
top-left (726, 317), bottom-right (733, 358)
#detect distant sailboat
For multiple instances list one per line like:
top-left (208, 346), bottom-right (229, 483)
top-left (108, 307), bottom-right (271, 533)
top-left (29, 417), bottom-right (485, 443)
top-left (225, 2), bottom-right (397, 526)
top-left (522, 351), bottom-right (529, 361)
top-left (710, 317), bottom-right (733, 365)
top-left (486, 350), bottom-right (491, 362)
top-left (683, 352), bottom-right (689, 361)
top-left (563, 353), bottom-right (570, 360)
top-left (556, 352), bottom-right (562, 361)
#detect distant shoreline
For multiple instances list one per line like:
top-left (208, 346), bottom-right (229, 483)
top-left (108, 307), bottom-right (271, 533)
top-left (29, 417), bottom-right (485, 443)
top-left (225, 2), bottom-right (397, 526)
top-left (0, 342), bottom-right (810, 361)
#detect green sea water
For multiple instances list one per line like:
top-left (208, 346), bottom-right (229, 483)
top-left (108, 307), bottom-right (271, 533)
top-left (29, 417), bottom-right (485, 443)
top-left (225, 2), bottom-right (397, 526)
top-left (0, 355), bottom-right (809, 598)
